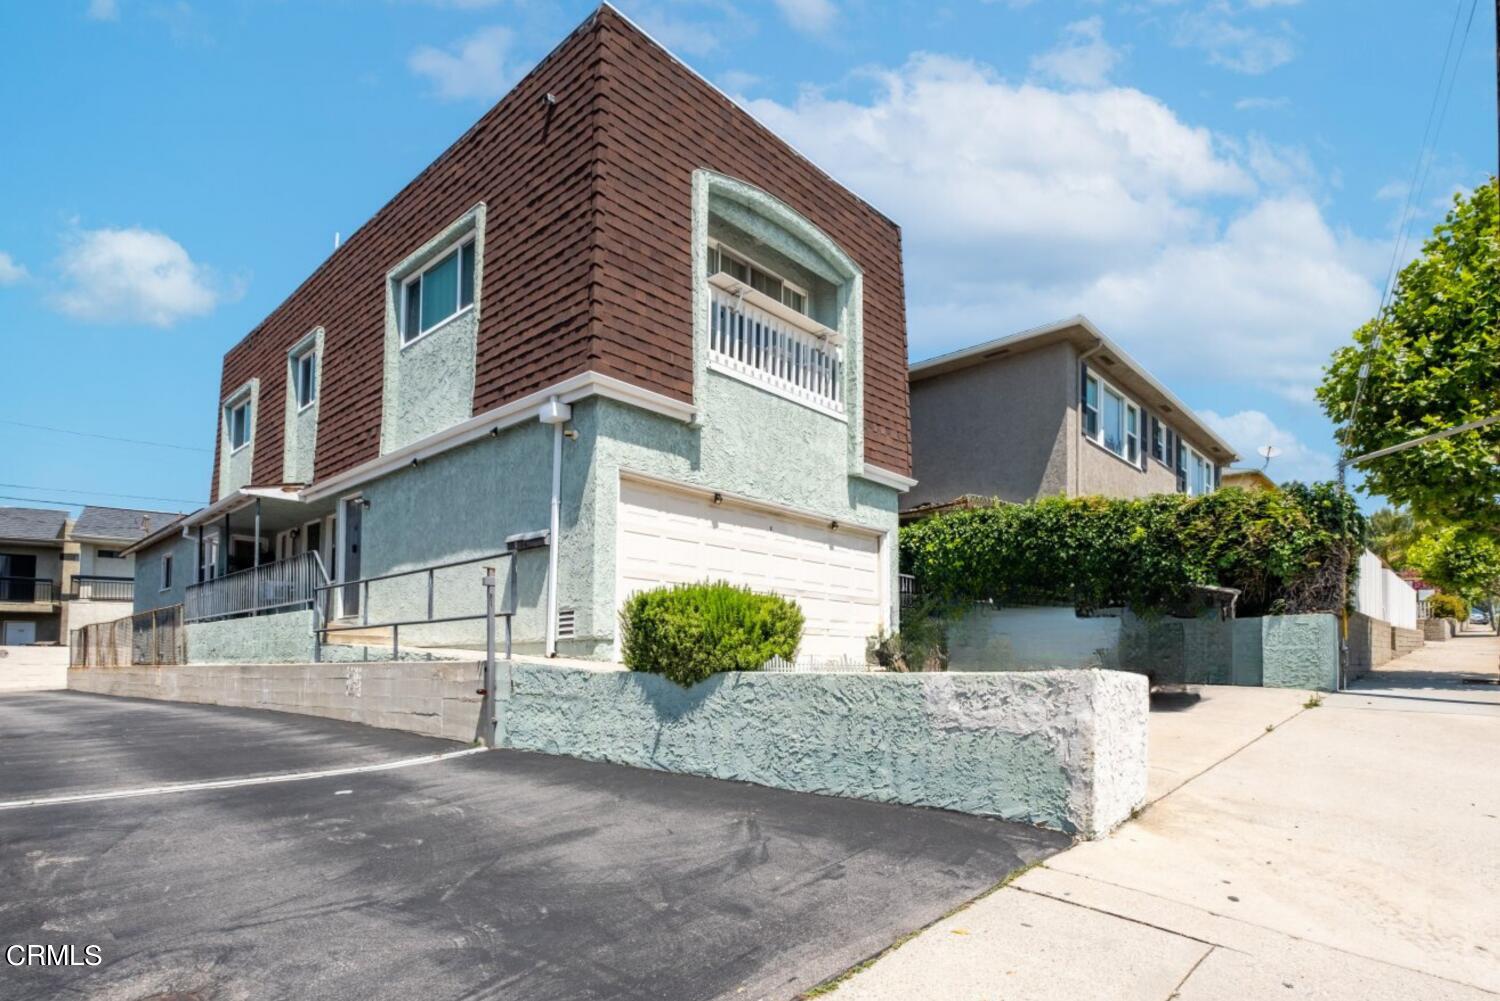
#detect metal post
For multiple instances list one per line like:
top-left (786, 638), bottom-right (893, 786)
top-left (427, 569), bottom-right (435, 621)
top-left (484, 566), bottom-right (497, 747)
top-left (392, 624), bottom-right (399, 660)
top-left (362, 580), bottom-right (369, 626)
top-left (253, 498), bottom-right (262, 569)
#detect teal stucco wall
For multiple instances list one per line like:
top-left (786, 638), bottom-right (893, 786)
top-left (131, 532), bottom-right (198, 616)
top-left (495, 661), bottom-right (1149, 837)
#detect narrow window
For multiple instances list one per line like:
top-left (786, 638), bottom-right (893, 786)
top-left (228, 399), bottom-right (251, 450)
top-left (1102, 386), bottom-right (1124, 455)
top-left (1151, 417), bottom-right (1165, 463)
top-left (459, 241), bottom-right (475, 308)
top-left (295, 350), bottom-right (317, 409)
top-left (1082, 372), bottom-right (1100, 439)
top-left (1126, 404), bottom-right (1140, 464)
top-left (402, 238), bottom-right (475, 344)
top-left (161, 553), bottom-right (173, 590)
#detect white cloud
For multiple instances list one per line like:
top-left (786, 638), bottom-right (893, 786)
top-left (1233, 95), bottom-right (1289, 111)
top-left (740, 53), bottom-right (1379, 401)
top-left (774, 0), bottom-right (836, 34)
top-left (1200, 408), bottom-right (1333, 482)
top-left (719, 69), bottom-right (762, 94)
top-left (87, 0), bottom-right (119, 21)
top-left (52, 226), bottom-right (227, 327)
top-left (1172, 6), bottom-right (1297, 75)
top-left (0, 252), bottom-right (28, 285)
top-left (408, 26), bottom-right (516, 101)
top-left (1030, 17), bottom-right (1123, 88)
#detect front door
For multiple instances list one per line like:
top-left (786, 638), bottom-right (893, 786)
top-left (3, 621), bottom-right (37, 645)
top-left (341, 499), bottom-right (362, 618)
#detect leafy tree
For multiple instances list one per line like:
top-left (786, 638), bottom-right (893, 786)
top-left (1317, 179), bottom-right (1500, 529)
top-left (1407, 528), bottom-right (1500, 605)
top-left (1366, 507), bottom-right (1418, 569)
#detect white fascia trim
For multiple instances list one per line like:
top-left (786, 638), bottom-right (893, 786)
top-left (303, 371), bottom-right (696, 503)
top-left (858, 463), bottom-right (918, 492)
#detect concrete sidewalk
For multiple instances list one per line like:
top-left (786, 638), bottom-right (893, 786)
top-left (825, 636), bottom-right (1500, 1000)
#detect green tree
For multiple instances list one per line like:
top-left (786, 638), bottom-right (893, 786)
top-left (1407, 527), bottom-right (1500, 605)
top-left (1366, 507), bottom-right (1418, 569)
top-left (1317, 179), bottom-right (1500, 529)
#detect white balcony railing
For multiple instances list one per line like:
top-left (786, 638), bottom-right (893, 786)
top-left (709, 281), bottom-right (844, 416)
top-left (184, 551), bottom-right (328, 623)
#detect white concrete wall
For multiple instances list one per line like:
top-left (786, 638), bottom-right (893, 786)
top-left (948, 606), bottom-right (1124, 672)
top-left (0, 645), bottom-right (68, 692)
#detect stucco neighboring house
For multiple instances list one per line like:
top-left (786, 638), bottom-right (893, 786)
top-left (904, 316), bottom-right (1236, 513)
top-left (1221, 468), bottom-right (1278, 492)
top-left (126, 4), bottom-right (913, 665)
top-left (0, 505), bottom-right (180, 645)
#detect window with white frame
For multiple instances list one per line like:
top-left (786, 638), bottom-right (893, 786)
top-left (1177, 441), bottom-right (1215, 496)
top-left (707, 241), bottom-right (809, 315)
top-left (227, 397), bottom-right (252, 451)
top-left (401, 238), bottom-right (476, 344)
top-left (1082, 370), bottom-right (1140, 464)
top-left (1151, 416), bottom-right (1166, 464)
top-left (293, 348), bottom-right (317, 409)
top-left (161, 552), bottom-right (173, 590)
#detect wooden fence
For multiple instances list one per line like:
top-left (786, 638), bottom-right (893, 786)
top-left (70, 606), bottom-right (186, 668)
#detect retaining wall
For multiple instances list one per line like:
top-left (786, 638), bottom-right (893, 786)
top-left (1423, 617), bottom-right (1455, 642)
top-left (68, 660), bottom-right (485, 741)
top-left (0, 645), bottom-right (68, 692)
top-left (495, 663), bottom-right (1148, 838)
top-left (1347, 611), bottom-right (1425, 680)
top-left (949, 606), bottom-right (1342, 691)
top-left (186, 610), bottom-right (318, 665)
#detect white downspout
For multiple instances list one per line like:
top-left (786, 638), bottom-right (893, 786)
top-left (539, 397), bottom-right (572, 657)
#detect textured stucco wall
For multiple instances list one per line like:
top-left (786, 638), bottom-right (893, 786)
top-left (1260, 613), bottom-right (1339, 690)
top-left (497, 662), bottom-right (1148, 837)
top-left (283, 327), bottom-right (323, 483)
top-left (908, 342), bottom-right (1075, 509)
top-left (69, 660), bottom-right (484, 742)
top-left (186, 609), bottom-right (316, 664)
top-left (355, 418), bottom-right (555, 653)
top-left (948, 606), bottom-right (1124, 672)
top-left (218, 378), bottom-right (260, 496)
top-left (131, 533), bottom-right (197, 615)
top-left (575, 382), bottom-right (899, 657)
top-left (380, 206), bottom-right (485, 456)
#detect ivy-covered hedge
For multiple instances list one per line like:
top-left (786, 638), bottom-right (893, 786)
top-left (620, 581), bottom-right (804, 686)
top-left (900, 484), bottom-right (1365, 617)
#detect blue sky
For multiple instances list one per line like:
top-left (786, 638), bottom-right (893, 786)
top-left (0, 0), bottom-right (1493, 517)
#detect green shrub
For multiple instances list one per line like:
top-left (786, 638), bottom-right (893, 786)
top-left (900, 483), bottom-right (1364, 617)
top-left (1428, 593), bottom-right (1468, 621)
top-left (619, 581), bottom-right (804, 686)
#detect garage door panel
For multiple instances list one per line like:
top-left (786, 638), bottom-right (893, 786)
top-left (619, 479), bottom-right (884, 663)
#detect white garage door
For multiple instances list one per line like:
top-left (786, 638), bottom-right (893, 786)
top-left (618, 477), bottom-right (885, 664)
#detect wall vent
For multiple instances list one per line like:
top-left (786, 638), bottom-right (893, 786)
top-left (556, 607), bottom-right (576, 639)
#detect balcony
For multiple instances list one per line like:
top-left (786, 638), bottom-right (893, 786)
top-left (0, 576), bottom-right (58, 608)
top-left (709, 276), bottom-right (845, 418)
top-left (68, 575), bottom-right (135, 602)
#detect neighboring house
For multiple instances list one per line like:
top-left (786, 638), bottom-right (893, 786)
top-left (904, 316), bottom-right (1235, 512)
top-left (0, 505), bottom-right (179, 645)
top-left (127, 5), bottom-right (913, 664)
top-left (0, 507), bottom-right (68, 646)
top-left (1222, 468), bottom-right (1278, 492)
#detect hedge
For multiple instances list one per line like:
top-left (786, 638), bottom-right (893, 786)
top-left (1428, 593), bottom-right (1468, 621)
top-left (619, 581), bottom-right (804, 686)
top-left (900, 484), bottom-right (1365, 617)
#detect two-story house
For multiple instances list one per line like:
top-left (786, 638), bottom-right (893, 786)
top-left (128, 5), bottom-right (914, 664)
top-left (1, 505), bottom-right (179, 645)
top-left (904, 316), bottom-right (1235, 514)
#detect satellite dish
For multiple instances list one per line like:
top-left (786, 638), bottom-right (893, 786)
top-left (1257, 444), bottom-right (1281, 469)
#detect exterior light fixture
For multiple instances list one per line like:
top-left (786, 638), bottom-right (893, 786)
top-left (712, 492), bottom-right (723, 505)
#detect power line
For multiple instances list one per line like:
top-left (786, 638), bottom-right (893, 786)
top-left (1346, 0), bottom-right (1481, 439)
top-left (0, 494), bottom-right (191, 512)
top-left (0, 419), bottom-right (211, 454)
top-left (0, 484), bottom-right (204, 506)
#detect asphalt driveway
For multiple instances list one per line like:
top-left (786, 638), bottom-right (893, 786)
top-left (0, 692), bottom-right (1068, 1001)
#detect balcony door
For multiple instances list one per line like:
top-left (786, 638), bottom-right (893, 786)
top-left (340, 497), bottom-right (362, 619)
top-left (0, 554), bottom-right (37, 602)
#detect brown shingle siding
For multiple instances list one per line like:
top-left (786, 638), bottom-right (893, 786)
top-left (210, 6), bottom-right (909, 501)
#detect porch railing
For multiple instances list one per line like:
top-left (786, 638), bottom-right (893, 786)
top-left (184, 551), bottom-right (327, 623)
top-left (898, 573), bottom-right (919, 609)
top-left (0, 576), bottom-right (57, 603)
top-left (69, 575), bottom-right (134, 602)
top-left (710, 284), bottom-right (844, 414)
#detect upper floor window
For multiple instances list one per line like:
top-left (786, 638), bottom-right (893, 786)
top-left (294, 348), bottom-right (317, 409)
top-left (97, 549), bottom-right (122, 560)
top-left (401, 238), bottom-right (475, 344)
top-left (708, 241), bottom-right (808, 315)
top-left (160, 552), bottom-right (173, 590)
top-left (1150, 416), bottom-right (1166, 464)
top-left (1083, 371), bottom-right (1140, 464)
top-left (227, 398), bottom-right (252, 451)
